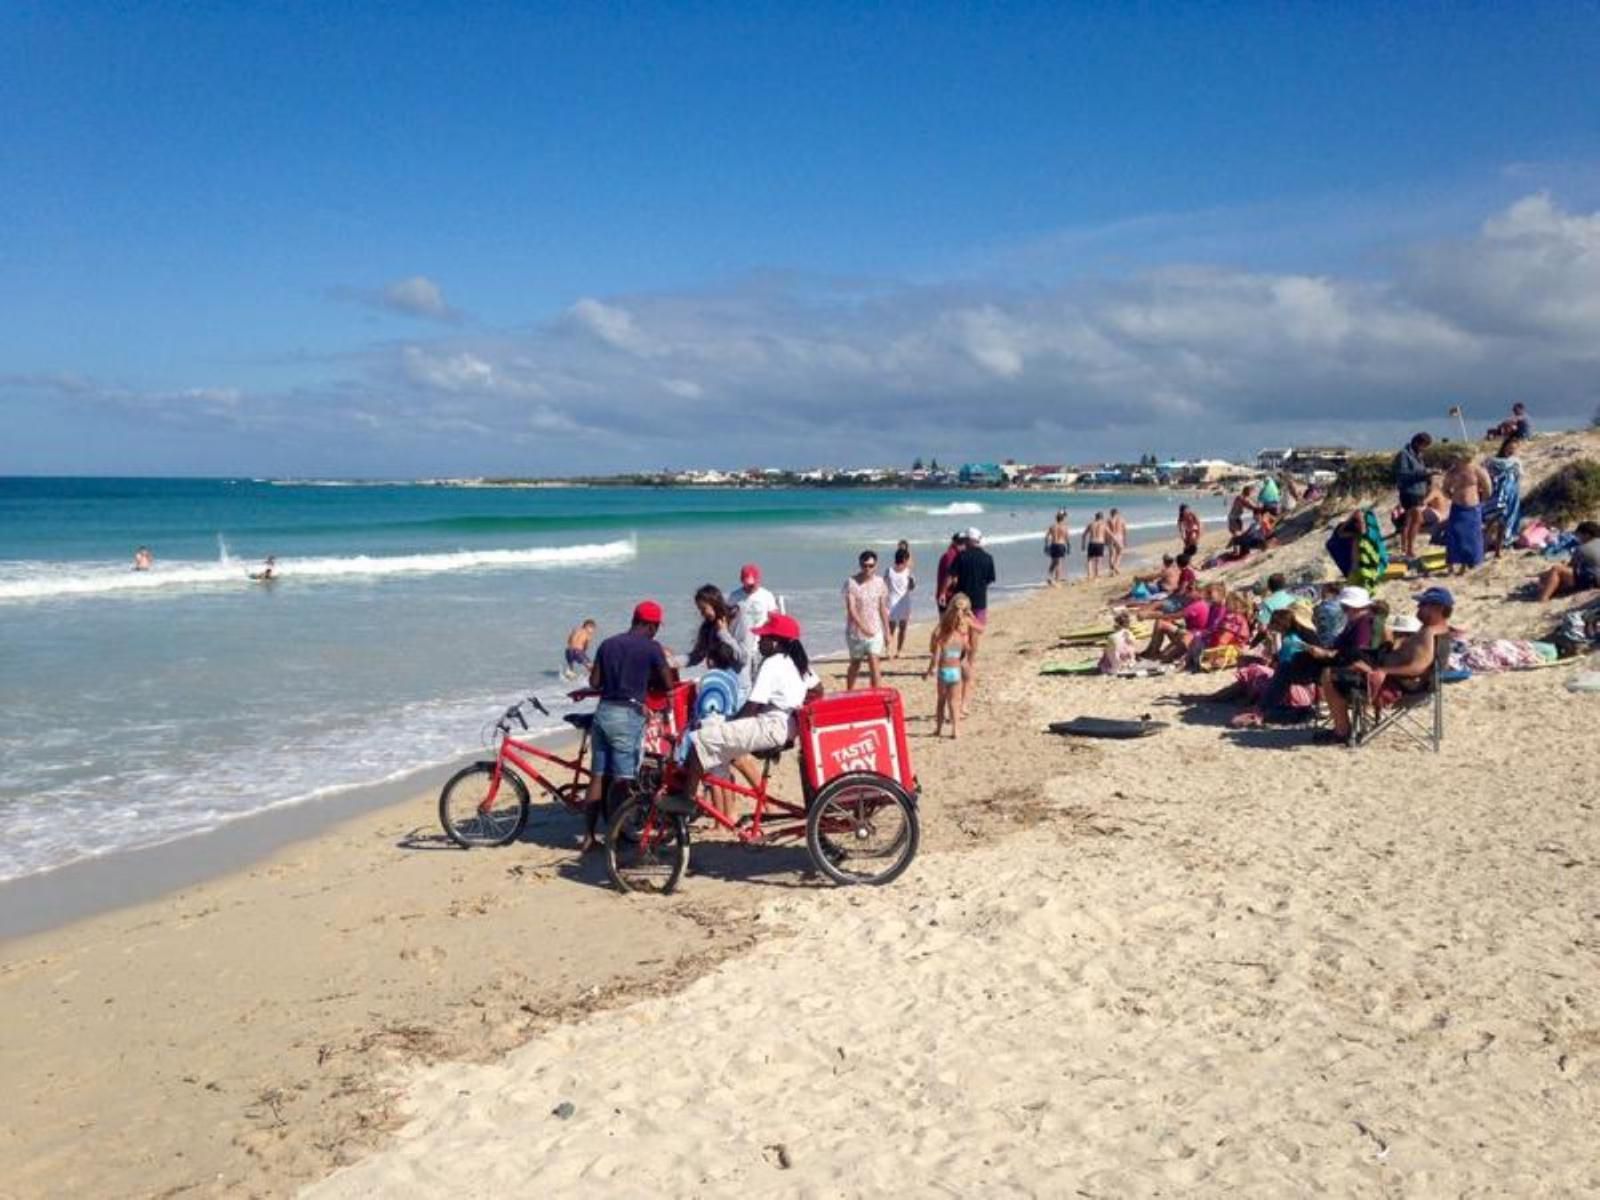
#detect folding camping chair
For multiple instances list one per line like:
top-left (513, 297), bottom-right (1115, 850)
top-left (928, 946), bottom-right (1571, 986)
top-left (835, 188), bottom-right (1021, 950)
top-left (1352, 633), bottom-right (1450, 752)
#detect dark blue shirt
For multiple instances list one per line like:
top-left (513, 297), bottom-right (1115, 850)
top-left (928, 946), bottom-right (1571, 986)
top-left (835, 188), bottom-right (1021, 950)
top-left (594, 630), bottom-right (671, 706)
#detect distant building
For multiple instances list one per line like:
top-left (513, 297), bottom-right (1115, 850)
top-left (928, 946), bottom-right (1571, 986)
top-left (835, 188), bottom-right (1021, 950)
top-left (1287, 446), bottom-right (1355, 474)
top-left (959, 462), bottom-right (1005, 485)
top-left (1256, 448), bottom-right (1293, 472)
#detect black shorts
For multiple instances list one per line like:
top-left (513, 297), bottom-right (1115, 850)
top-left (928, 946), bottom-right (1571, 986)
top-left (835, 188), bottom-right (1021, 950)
top-left (1087, 542), bottom-right (1105, 559)
top-left (1047, 543), bottom-right (1067, 560)
top-left (1400, 492), bottom-right (1427, 512)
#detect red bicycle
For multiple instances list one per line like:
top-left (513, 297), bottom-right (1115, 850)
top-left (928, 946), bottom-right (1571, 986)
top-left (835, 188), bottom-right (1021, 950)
top-left (438, 695), bottom-right (588, 847)
top-left (605, 689), bottom-right (921, 893)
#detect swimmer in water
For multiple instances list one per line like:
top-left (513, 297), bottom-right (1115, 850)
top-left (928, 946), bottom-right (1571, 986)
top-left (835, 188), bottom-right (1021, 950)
top-left (249, 555), bottom-right (277, 582)
top-left (132, 546), bottom-right (153, 571)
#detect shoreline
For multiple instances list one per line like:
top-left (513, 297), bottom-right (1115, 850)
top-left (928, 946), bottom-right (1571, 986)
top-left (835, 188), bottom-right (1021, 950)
top-left (0, 526), bottom-right (1168, 940)
top-left (5, 472), bottom-right (1600, 1194)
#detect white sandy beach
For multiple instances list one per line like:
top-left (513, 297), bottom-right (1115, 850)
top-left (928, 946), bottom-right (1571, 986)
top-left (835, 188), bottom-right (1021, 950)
top-left (4, 433), bottom-right (1599, 1199)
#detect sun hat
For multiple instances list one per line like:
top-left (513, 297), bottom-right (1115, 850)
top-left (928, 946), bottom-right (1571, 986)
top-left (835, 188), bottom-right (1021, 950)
top-left (740, 563), bottom-right (761, 586)
top-left (632, 599), bottom-right (664, 626)
top-left (1416, 586), bottom-right (1455, 608)
top-left (965, 527), bottom-right (983, 544)
top-left (1388, 614), bottom-right (1422, 634)
top-left (751, 613), bottom-right (802, 641)
top-left (1337, 585), bottom-right (1373, 609)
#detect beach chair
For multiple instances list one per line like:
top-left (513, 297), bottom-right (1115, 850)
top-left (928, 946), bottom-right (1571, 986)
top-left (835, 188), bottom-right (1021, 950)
top-left (1352, 635), bottom-right (1450, 752)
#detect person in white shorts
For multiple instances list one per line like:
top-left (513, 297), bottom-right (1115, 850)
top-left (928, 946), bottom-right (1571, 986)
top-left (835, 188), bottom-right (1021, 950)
top-left (843, 549), bottom-right (891, 691)
top-left (660, 614), bottom-right (819, 815)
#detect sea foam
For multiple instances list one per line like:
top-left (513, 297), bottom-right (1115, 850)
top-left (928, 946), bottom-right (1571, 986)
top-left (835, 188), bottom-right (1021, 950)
top-left (0, 538), bottom-right (637, 602)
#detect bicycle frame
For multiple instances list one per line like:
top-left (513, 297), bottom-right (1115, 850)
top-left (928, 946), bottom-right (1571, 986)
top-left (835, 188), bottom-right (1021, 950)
top-left (666, 755), bottom-right (807, 843)
top-left (485, 728), bottom-right (591, 809)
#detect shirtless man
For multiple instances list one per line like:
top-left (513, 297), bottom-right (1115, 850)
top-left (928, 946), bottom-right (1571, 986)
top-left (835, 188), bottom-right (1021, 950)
top-left (1441, 454), bottom-right (1493, 574)
top-left (1321, 587), bottom-right (1453, 745)
top-left (1105, 509), bottom-right (1127, 574)
top-left (1043, 511), bottom-right (1070, 586)
top-left (1081, 512), bottom-right (1110, 579)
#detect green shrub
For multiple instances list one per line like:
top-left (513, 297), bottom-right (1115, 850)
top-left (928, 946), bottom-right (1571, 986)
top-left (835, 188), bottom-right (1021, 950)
top-left (1422, 442), bottom-right (1475, 470)
top-left (1331, 453), bottom-right (1396, 498)
top-left (1524, 459), bottom-right (1600, 525)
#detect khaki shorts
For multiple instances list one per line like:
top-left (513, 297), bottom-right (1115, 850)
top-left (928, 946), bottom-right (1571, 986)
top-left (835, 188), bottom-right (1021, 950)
top-left (689, 711), bottom-right (793, 771)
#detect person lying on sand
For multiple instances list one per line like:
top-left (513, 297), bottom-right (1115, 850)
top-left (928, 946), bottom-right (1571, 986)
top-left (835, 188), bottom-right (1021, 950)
top-left (1536, 522), bottom-right (1600, 602)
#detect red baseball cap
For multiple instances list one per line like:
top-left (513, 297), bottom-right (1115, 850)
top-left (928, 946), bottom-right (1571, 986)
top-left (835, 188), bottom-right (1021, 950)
top-left (632, 599), bottom-right (664, 626)
top-left (740, 562), bottom-right (761, 586)
top-left (751, 613), bottom-right (801, 641)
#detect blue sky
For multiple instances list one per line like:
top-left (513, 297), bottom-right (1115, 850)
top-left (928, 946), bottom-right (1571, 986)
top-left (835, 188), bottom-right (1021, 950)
top-left (3, 2), bottom-right (1599, 475)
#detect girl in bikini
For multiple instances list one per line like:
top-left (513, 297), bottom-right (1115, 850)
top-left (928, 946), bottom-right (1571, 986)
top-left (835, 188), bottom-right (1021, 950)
top-left (925, 592), bottom-right (974, 739)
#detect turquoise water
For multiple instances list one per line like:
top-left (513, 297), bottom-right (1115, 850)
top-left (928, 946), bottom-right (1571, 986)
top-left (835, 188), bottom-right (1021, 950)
top-left (0, 478), bottom-right (1222, 881)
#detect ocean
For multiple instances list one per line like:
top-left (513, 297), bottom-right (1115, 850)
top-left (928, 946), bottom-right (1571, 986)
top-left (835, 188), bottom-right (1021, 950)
top-left (0, 477), bottom-right (1226, 882)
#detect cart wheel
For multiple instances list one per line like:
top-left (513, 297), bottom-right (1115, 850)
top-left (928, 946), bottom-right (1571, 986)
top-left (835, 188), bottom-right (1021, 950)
top-left (439, 762), bottom-right (530, 848)
top-left (805, 774), bottom-right (919, 886)
top-left (606, 797), bottom-right (689, 894)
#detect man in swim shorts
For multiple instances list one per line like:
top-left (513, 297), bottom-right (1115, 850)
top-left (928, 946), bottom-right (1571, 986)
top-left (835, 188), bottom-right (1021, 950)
top-left (1044, 511), bottom-right (1070, 586)
top-left (1081, 512), bottom-right (1109, 579)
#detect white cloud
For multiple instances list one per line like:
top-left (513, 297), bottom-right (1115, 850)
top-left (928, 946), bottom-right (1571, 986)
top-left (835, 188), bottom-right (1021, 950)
top-left (381, 275), bottom-right (456, 320)
top-left (17, 192), bottom-right (1600, 472)
top-left (331, 275), bottom-right (461, 322)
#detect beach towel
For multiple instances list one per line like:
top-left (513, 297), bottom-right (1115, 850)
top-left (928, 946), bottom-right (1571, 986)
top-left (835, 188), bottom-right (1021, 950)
top-left (1445, 502), bottom-right (1485, 569)
top-left (1484, 456), bottom-right (1522, 538)
top-left (1349, 509), bottom-right (1389, 592)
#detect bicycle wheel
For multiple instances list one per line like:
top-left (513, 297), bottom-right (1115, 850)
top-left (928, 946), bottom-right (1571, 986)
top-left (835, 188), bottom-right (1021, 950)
top-left (605, 797), bottom-right (689, 894)
top-left (439, 762), bottom-right (530, 848)
top-left (805, 774), bottom-right (919, 886)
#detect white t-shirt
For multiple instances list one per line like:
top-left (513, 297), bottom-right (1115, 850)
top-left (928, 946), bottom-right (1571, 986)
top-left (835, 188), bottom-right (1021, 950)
top-left (747, 653), bottom-right (817, 713)
top-left (730, 584), bottom-right (776, 648)
top-left (885, 565), bottom-right (913, 607)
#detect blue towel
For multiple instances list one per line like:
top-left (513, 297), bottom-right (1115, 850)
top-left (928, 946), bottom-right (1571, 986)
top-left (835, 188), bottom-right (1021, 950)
top-left (1445, 503), bottom-right (1485, 569)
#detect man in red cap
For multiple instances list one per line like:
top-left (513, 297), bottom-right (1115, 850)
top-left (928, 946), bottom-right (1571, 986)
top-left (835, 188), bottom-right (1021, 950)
top-left (660, 613), bottom-right (817, 816)
top-left (729, 562), bottom-right (777, 670)
top-left (582, 600), bottom-right (675, 850)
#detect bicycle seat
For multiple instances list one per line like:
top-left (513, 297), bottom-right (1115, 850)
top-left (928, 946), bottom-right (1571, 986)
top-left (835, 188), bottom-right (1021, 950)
top-left (564, 712), bottom-right (596, 732)
top-left (752, 738), bottom-right (796, 763)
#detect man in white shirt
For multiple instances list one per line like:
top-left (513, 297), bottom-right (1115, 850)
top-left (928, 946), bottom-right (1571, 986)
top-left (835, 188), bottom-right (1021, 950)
top-left (660, 614), bottom-right (817, 814)
top-left (729, 562), bottom-right (777, 667)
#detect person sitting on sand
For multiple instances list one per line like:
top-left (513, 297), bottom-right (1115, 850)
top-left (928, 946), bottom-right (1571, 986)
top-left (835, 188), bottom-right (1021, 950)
top-left (1132, 554), bottom-right (1181, 599)
top-left (1098, 609), bottom-right (1140, 675)
top-left (660, 614), bottom-right (817, 814)
top-left (1258, 474), bottom-right (1283, 516)
top-left (1229, 604), bottom-right (1324, 727)
top-left (1227, 510), bottom-right (1278, 557)
top-left (924, 593), bottom-right (974, 737)
top-left (1536, 521), bottom-right (1600, 602)
top-left (1255, 572), bottom-right (1296, 626)
top-left (1142, 583), bottom-right (1216, 663)
top-left (1319, 587), bottom-right (1453, 745)
top-left (132, 546), bottom-right (153, 571)
top-left (1312, 580), bottom-right (1348, 645)
top-left (1486, 401), bottom-right (1531, 443)
top-left (563, 619), bottom-right (597, 680)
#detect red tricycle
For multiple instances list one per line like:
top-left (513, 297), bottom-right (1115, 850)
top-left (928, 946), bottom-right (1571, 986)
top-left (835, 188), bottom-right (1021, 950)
top-left (604, 688), bottom-right (921, 894)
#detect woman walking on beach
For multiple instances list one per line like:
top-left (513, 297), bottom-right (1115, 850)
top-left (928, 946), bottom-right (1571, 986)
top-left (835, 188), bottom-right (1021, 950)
top-left (925, 593), bottom-right (974, 738)
top-left (885, 545), bottom-right (915, 657)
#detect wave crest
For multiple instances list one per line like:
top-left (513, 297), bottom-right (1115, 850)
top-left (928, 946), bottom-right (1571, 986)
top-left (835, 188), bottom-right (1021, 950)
top-left (0, 539), bottom-right (637, 602)
top-left (913, 501), bottom-right (985, 516)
